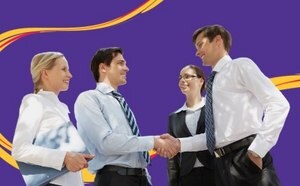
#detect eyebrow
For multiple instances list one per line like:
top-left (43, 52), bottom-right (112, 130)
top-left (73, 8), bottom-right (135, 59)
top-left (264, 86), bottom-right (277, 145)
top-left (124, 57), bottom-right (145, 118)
top-left (117, 59), bottom-right (126, 64)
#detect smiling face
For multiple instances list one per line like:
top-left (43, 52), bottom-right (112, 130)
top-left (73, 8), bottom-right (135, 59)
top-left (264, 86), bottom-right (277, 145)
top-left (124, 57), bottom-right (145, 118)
top-left (178, 66), bottom-right (204, 96)
top-left (192, 25), bottom-right (232, 69)
top-left (100, 53), bottom-right (129, 89)
top-left (41, 57), bottom-right (72, 95)
top-left (194, 32), bottom-right (222, 68)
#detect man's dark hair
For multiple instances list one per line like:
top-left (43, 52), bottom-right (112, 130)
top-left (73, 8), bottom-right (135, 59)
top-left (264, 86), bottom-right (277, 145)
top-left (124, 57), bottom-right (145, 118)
top-left (192, 24), bottom-right (232, 52)
top-left (90, 47), bottom-right (123, 82)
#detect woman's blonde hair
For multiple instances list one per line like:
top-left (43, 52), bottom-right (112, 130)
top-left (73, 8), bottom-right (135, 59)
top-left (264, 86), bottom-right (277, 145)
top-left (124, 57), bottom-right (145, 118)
top-left (30, 52), bottom-right (64, 93)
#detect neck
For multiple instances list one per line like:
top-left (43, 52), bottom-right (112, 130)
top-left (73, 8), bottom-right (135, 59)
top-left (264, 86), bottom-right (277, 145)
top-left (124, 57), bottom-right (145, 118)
top-left (41, 87), bottom-right (59, 95)
top-left (212, 51), bottom-right (228, 69)
top-left (101, 79), bottom-right (118, 90)
top-left (185, 94), bottom-right (202, 108)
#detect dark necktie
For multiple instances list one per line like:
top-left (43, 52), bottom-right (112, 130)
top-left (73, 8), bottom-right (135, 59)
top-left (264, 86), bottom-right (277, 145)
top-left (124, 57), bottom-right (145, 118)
top-left (205, 71), bottom-right (217, 154)
top-left (112, 91), bottom-right (150, 164)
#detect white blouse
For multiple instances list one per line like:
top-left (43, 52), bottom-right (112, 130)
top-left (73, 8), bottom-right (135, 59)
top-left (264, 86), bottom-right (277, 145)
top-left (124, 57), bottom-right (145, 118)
top-left (12, 90), bottom-right (83, 186)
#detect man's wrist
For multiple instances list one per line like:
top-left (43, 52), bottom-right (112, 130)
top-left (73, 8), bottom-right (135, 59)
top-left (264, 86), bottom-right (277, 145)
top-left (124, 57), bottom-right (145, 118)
top-left (248, 150), bottom-right (260, 158)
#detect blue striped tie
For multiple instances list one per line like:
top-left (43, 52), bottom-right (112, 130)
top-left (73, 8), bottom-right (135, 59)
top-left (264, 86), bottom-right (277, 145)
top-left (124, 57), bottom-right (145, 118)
top-left (112, 91), bottom-right (150, 164)
top-left (205, 71), bottom-right (217, 154)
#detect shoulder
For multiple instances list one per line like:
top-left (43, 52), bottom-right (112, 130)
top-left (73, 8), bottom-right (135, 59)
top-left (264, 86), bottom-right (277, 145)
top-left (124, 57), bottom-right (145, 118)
top-left (76, 89), bottom-right (99, 100)
top-left (19, 93), bottom-right (44, 111)
top-left (169, 107), bottom-right (182, 117)
top-left (21, 93), bottom-right (43, 105)
top-left (75, 89), bottom-right (108, 107)
top-left (168, 108), bottom-right (184, 119)
top-left (168, 111), bottom-right (177, 118)
top-left (227, 57), bottom-right (262, 75)
top-left (231, 57), bottom-right (258, 68)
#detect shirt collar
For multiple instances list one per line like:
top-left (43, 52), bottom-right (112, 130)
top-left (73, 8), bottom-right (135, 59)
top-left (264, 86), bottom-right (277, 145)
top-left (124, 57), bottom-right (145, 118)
top-left (213, 55), bottom-right (232, 72)
top-left (175, 97), bottom-right (205, 113)
top-left (96, 82), bottom-right (116, 94)
top-left (38, 90), bottom-right (59, 101)
top-left (37, 90), bottom-right (70, 113)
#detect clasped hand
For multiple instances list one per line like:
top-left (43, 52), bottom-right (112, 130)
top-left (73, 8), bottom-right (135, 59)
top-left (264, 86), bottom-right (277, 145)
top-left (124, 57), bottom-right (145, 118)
top-left (154, 133), bottom-right (180, 159)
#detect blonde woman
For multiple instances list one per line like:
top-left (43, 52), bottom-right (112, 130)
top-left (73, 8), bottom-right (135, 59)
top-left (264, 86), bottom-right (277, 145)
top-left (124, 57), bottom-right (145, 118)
top-left (12, 52), bottom-right (94, 186)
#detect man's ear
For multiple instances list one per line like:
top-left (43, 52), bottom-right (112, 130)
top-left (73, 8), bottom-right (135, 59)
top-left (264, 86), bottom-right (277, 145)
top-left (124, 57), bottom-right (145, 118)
top-left (99, 63), bottom-right (107, 73)
top-left (215, 35), bottom-right (223, 47)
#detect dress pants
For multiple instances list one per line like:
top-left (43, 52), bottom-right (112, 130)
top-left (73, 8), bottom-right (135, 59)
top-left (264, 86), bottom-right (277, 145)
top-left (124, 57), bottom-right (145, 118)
top-left (180, 167), bottom-right (215, 186)
top-left (214, 148), bottom-right (280, 186)
top-left (94, 171), bottom-right (150, 186)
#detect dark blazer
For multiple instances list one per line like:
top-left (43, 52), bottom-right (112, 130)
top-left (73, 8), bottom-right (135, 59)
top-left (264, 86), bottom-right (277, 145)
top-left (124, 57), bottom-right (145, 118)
top-left (167, 106), bottom-right (214, 186)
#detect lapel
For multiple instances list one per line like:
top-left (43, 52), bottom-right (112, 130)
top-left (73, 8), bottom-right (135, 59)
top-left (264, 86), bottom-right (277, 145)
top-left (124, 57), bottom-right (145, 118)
top-left (196, 105), bottom-right (205, 134)
top-left (175, 111), bottom-right (193, 137)
top-left (175, 106), bottom-right (205, 137)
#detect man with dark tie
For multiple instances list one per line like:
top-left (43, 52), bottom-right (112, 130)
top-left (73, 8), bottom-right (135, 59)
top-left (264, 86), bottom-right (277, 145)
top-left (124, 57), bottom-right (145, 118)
top-left (74, 47), bottom-right (179, 186)
top-left (168, 25), bottom-right (290, 186)
top-left (167, 65), bottom-right (215, 186)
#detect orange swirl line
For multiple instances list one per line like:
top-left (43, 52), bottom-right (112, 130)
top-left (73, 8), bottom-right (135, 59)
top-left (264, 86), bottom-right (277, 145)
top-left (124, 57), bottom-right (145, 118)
top-left (0, 0), bottom-right (163, 52)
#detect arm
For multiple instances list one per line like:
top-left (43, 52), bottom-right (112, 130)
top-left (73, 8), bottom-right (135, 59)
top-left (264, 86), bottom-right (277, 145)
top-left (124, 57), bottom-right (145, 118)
top-left (237, 58), bottom-right (290, 157)
top-left (12, 95), bottom-right (66, 170)
top-left (179, 134), bottom-right (207, 152)
top-left (74, 92), bottom-right (154, 156)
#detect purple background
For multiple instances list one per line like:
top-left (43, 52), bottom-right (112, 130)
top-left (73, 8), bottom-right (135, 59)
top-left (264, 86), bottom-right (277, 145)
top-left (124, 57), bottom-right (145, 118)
top-left (1, 1), bottom-right (299, 185)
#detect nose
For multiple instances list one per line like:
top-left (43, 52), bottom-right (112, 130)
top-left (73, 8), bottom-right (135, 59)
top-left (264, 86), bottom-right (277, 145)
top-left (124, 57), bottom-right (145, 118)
top-left (68, 70), bottom-right (73, 78)
top-left (195, 50), bottom-right (201, 57)
top-left (124, 64), bottom-right (129, 72)
top-left (179, 77), bottom-right (187, 83)
top-left (178, 79), bottom-right (187, 88)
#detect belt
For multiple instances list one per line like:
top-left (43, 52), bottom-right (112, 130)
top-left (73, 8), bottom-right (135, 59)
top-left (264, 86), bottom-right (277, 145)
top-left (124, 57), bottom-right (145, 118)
top-left (97, 165), bottom-right (146, 176)
top-left (214, 134), bottom-right (256, 158)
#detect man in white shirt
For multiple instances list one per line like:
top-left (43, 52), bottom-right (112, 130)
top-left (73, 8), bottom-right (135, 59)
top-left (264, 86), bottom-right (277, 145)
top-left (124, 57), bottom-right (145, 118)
top-left (170, 25), bottom-right (290, 186)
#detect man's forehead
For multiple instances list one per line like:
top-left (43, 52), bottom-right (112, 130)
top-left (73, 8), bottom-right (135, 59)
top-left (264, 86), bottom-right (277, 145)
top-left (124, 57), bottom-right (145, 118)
top-left (195, 33), bottom-right (206, 43)
top-left (113, 54), bottom-right (125, 60)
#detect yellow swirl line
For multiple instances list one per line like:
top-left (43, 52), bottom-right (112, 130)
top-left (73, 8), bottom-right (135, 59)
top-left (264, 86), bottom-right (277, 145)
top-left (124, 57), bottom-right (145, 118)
top-left (0, 133), bottom-right (12, 151)
top-left (0, 73), bottom-right (299, 182)
top-left (142, 0), bottom-right (163, 13)
top-left (0, 0), bottom-right (164, 52)
top-left (271, 74), bottom-right (300, 90)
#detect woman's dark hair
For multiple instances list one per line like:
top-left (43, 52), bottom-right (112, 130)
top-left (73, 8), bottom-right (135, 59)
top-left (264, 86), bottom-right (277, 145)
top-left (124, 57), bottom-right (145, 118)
top-left (186, 64), bottom-right (206, 94)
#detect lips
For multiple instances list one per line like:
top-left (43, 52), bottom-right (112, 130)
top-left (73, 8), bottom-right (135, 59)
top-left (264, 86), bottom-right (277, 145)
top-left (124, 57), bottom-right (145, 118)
top-left (63, 80), bottom-right (70, 84)
top-left (179, 84), bottom-right (189, 90)
top-left (200, 54), bottom-right (205, 59)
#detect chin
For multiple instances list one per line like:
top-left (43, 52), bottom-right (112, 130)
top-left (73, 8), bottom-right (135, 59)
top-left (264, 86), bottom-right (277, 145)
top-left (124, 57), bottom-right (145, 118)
top-left (61, 86), bottom-right (69, 91)
top-left (202, 61), bottom-right (210, 66)
top-left (180, 89), bottom-right (188, 94)
top-left (120, 80), bottom-right (127, 85)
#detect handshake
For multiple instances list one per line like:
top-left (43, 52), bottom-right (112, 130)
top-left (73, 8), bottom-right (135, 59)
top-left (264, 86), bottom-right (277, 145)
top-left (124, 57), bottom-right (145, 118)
top-left (154, 134), bottom-right (181, 159)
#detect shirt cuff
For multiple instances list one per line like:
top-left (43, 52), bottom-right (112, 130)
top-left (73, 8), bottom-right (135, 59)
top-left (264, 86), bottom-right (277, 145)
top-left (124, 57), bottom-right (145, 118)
top-left (138, 136), bottom-right (155, 151)
top-left (44, 150), bottom-right (67, 170)
top-left (248, 135), bottom-right (270, 158)
top-left (179, 136), bottom-right (194, 152)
